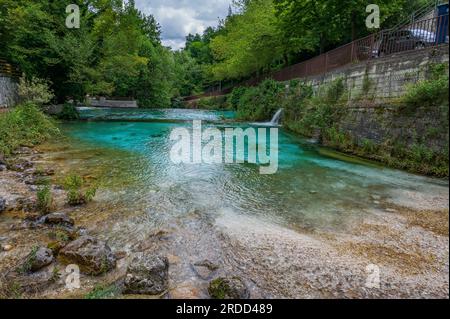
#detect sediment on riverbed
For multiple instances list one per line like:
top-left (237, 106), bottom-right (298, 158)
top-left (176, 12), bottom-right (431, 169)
top-left (0, 144), bottom-right (448, 299)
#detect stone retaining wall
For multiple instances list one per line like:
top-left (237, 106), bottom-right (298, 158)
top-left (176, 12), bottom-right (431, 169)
top-left (0, 76), bottom-right (18, 108)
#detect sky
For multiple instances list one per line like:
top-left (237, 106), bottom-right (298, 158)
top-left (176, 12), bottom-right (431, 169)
top-left (135, 0), bottom-right (233, 50)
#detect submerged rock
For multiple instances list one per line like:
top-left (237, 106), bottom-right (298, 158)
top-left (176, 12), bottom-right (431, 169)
top-left (123, 254), bottom-right (169, 295)
top-left (208, 276), bottom-right (250, 299)
top-left (59, 236), bottom-right (116, 275)
top-left (42, 213), bottom-right (75, 227)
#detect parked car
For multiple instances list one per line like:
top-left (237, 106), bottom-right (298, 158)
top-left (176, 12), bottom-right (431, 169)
top-left (376, 28), bottom-right (436, 56)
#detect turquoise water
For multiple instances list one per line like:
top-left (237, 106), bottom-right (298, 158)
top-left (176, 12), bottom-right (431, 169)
top-left (76, 107), bottom-right (236, 122)
top-left (58, 108), bottom-right (448, 232)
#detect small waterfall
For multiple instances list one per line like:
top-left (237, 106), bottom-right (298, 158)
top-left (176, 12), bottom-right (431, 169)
top-left (270, 109), bottom-right (283, 125)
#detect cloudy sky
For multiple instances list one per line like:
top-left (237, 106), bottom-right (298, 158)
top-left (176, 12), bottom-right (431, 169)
top-left (135, 0), bottom-right (232, 50)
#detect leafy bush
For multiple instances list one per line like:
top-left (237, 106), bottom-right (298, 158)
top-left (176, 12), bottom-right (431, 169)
top-left (37, 184), bottom-right (53, 214)
top-left (196, 95), bottom-right (230, 110)
top-left (56, 103), bottom-right (80, 121)
top-left (18, 76), bottom-right (54, 105)
top-left (0, 102), bottom-right (60, 156)
top-left (402, 77), bottom-right (449, 111)
top-left (228, 86), bottom-right (248, 110)
top-left (235, 79), bottom-right (285, 121)
top-left (401, 63), bottom-right (449, 112)
top-left (63, 174), bottom-right (97, 206)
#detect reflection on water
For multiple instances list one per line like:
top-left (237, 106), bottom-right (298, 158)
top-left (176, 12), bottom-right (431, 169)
top-left (50, 109), bottom-right (448, 234)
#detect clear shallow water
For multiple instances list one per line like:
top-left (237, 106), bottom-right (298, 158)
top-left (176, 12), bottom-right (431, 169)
top-left (58, 109), bottom-right (448, 232)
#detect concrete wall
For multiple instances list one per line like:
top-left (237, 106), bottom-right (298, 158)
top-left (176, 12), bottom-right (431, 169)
top-left (304, 46), bottom-right (449, 175)
top-left (88, 97), bottom-right (138, 108)
top-left (304, 45), bottom-right (449, 103)
top-left (0, 76), bottom-right (18, 108)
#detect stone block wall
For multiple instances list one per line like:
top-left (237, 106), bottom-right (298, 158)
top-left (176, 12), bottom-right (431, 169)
top-left (0, 76), bottom-right (18, 108)
top-left (304, 45), bottom-right (449, 103)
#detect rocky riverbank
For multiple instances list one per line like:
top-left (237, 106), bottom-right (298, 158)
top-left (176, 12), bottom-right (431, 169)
top-left (0, 146), bottom-right (249, 299)
top-left (0, 145), bottom-right (449, 299)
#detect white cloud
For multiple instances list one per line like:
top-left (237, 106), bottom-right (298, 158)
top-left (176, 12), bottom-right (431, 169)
top-left (135, 0), bottom-right (232, 50)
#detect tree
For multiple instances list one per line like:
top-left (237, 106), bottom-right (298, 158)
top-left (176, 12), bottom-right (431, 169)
top-left (210, 0), bottom-right (284, 81)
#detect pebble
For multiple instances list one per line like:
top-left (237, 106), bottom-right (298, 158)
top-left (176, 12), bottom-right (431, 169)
top-left (2, 244), bottom-right (13, 252)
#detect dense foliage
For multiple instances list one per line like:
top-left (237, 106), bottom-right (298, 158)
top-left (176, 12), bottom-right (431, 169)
top-left (1, 0), bottom-right (432, 101)
top-left (0, 0), bottom-right (174, 107)
top-left (203, 0), bottom-right (429, 83)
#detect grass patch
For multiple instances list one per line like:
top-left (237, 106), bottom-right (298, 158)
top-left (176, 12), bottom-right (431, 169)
top-left (0, 102), bottom-right (59, 156)
top-left (63, 174), bottom-right (97, 206)
top-left (84, 284), bottom-right (120, 299)
top-left (37, 184), bottom-right (53, 214)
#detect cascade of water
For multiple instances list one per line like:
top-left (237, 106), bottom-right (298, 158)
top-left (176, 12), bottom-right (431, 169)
top-left (270, 109), bottom-right (283, 125)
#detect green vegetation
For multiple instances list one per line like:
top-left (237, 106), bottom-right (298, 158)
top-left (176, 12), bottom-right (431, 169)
top-left (56, 104), bottom-right (80, 121)
top-left (195, 96), bottom-right (230, 110)
top-left (36, 184), bottom-right (53, 214)
top-left (232, 79), bottom-right (285, 121)
top-left (179, 0), bottom-right (429, 93)
top-left (401, 63), bottom-right (449, 112)
top-left (0, 102), bottom-right (59, 156)
top-left (1, 0), bottom-right (173, 107)
top-left (219, 74), bottom-right (448, 177)
top-left (0, 0), bottom-right (434, 101)
top-left (47, 229), bottom-right (70, 243)
top-left (0, 281), bottom-right (23, 299)
top-left (63, 174), bottom-right (97, 206)
top-left (18, 76), bottom-right (54, 105)
top-left (84, 284), bottom-right (120, 299)
top-left (17, 245), bottom-right (39, 274)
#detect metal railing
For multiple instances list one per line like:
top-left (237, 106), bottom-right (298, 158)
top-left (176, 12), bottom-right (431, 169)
top-left (0, 59), bottom-right (21, 78)
top-left (183, 13), bottom-right (449, 101)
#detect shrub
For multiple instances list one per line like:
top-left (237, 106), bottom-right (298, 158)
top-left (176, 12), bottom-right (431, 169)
top-left (0, 102), bottom-right (60, 156)
top-left (18, 76), bottom-right (54, 105)
top-left (63, 174), bottom-right (97, 206)
top-left (402, 76), bottom-right (449, 111)
top-left (324, 78), bottom-right (346, 104)
top-left (401, 63), bottom-right (449, 112)
top-left (196, 95), bottom-right (230, 110)
top-left (228, 86), bottom-right (248, 110)
top-left (57, 103), bottom-right (80, 121)
top-left (235, 79), bottom-right (285, 121)
top-left (37, 184), bottom-right (53, 214)
top-left (17, 246), bottom-right (39, 274)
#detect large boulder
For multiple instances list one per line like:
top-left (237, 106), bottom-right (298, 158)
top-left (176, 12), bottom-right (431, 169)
top-left (123, 254), bottom-right (169, 295)
top-left (19, 247), bottom-right (54, 273)
top-left (59, 236), bottom-right (116, 275)
top-left (208, 276), bottom-right (250, 299)
top-left (42, 213), bottom-right (75, 227)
